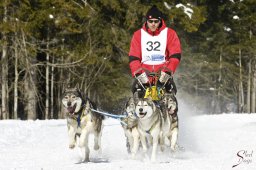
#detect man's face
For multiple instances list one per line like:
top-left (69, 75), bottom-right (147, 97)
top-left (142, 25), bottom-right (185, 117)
top-left (147, 18), bottom-right (160, 32)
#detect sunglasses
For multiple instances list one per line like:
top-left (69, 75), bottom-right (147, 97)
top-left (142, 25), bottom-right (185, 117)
top-left (147, 19), bottom-right (160, 24)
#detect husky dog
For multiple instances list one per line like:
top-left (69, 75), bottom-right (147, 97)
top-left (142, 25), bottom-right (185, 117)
top-left (161, 92), bottom-right (179, 151)
top-left (133, 97), bottom-right (162, 162)
top-left (62, 87), bottom-right (104, 162)
top-left (121, 97), bottom-right (140, 155)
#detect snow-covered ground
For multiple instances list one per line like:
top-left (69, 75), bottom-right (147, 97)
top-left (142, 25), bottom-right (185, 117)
top-left (0, 102), bottom-right (256, 170)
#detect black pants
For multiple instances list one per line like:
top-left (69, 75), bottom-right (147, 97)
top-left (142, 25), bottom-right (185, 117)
top-left (131, 79), bottom-right (145, 98)
top-left (157, 78), bottom-right (177, 94)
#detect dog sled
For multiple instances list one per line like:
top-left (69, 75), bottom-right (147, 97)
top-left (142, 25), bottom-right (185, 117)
top-left (134, 68), bottom-right (177, 101)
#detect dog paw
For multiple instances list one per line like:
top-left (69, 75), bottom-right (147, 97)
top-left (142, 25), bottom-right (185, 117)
top-left (94, 144), bottom-right (100, 150)
top-left (160, 146), bottom-right (165, 152)
top-left (69, 144), bottom-right (75, 149)
top-left (170, 145), bottom-right (178, 152)
top-left (83, 157), bottom-right (90, 163)
top-left (131, 153), bottom-right (136, 159)
top-left (151, 158), bottom-right (156, 163)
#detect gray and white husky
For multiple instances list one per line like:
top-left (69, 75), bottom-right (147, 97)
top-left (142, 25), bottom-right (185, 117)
top-left (62, 87), bottom-right (104, 162)
top-left (133, 97), bottom-right (162, 162)
top-left (121, 97), bottom-right (140, 155)
top-left (161, 93), bottom-right (179, 151)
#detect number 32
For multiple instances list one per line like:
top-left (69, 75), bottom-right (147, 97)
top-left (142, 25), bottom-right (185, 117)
top-left (146, 41), bottom-right (161, 51)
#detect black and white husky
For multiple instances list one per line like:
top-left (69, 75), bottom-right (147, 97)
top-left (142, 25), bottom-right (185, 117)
top-left (133, 97), bottom-right (162, 162)
top-left (62, 87), bottom-right (104, 162)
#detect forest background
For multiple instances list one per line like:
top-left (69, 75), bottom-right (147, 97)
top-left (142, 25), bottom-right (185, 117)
top-left (0, 0), bottom-right (255, 120)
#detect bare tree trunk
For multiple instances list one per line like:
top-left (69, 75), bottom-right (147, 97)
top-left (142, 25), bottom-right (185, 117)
top-left (249, 30), bottom-right (255, 113)
top-left (58, 39), bottom-right (65, 119)
top-left (22, 30), bottom-right (37, 120)
top-left (1, 3), bottom-right (9, 119)
top-left (24, 56), bottom-right (38, 120)
top-left (216, 47), bottom-right (222, 113)
top-left (14, 35), bottom-right (19, 119)
top-left (58, 55), bottom-right (64, 119)
top-left (1, 42), bottom-right (8, 119)
top-left (247, 59), bottom-right (251, 113)
top-left (238, 48), bottom-right (244, 113)
top-left (24, 72), bottom-right (37, 120)
top-left (50, 57), bottom-right (54, 119)
top-left (45, 42), bottom-right (50, 119)
top-left (0, 75), bottom-right (1, 118)
top-left (252, 63), bottom-right (256, 113)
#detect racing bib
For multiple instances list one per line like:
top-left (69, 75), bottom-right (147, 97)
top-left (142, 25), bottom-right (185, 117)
top-left (141, 28), bottom-right (167, 65)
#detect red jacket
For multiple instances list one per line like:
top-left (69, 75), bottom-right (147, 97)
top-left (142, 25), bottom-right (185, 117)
top-left (129, 20), bottom-right (181, 76)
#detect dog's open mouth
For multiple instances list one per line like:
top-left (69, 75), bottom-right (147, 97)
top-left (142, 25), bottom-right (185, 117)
top-left (67, 103), bottom-right (77, 114)
top-left (139, 112), bottom-right (147, 118)
top-left (168, 108), bottom-right (175, 115)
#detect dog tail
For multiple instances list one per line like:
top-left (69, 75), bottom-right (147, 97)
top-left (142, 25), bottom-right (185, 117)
top-left (87, 97), bottom-right (97, 110)
top-left (87, 97), bottom-right (105, 120)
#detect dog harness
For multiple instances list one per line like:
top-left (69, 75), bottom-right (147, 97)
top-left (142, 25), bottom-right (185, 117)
top-left (68, 104), bottom-right (90, 127)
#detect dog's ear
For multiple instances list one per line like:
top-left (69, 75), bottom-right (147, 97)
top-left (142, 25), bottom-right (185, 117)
top-left (62, 87), bottom-right (68, 94)
top-left (127, 97), bottom-right (135, 109)
top-left (62, 84), bottom-right (71, 94)
top-left (147, 96), bottom-right (152, 101)
top-left (75, 83), bottom-right (81, 91)
top-left (125, 98), bottom-right (129, 108)
top-left (129, 97), bottom-right (134, 104)
top-left (133, 97), bottom-right (139, 105)
top-left (62, 88), bottom-right (66, 94)
top-left (62, 85), bottom-right (66, 93)
top-left (146, 97), bottom-right (156, 111)
top-left (80, 90), bottom-right (87, 99)
top-left (161, 95), bottom-right (167, 104)
top-left (85, 100), bottom-right (90, 109)
top-left (147, 96), bottom-right (153, 102)
top-left (152, 102), bottom-right (156, 112)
